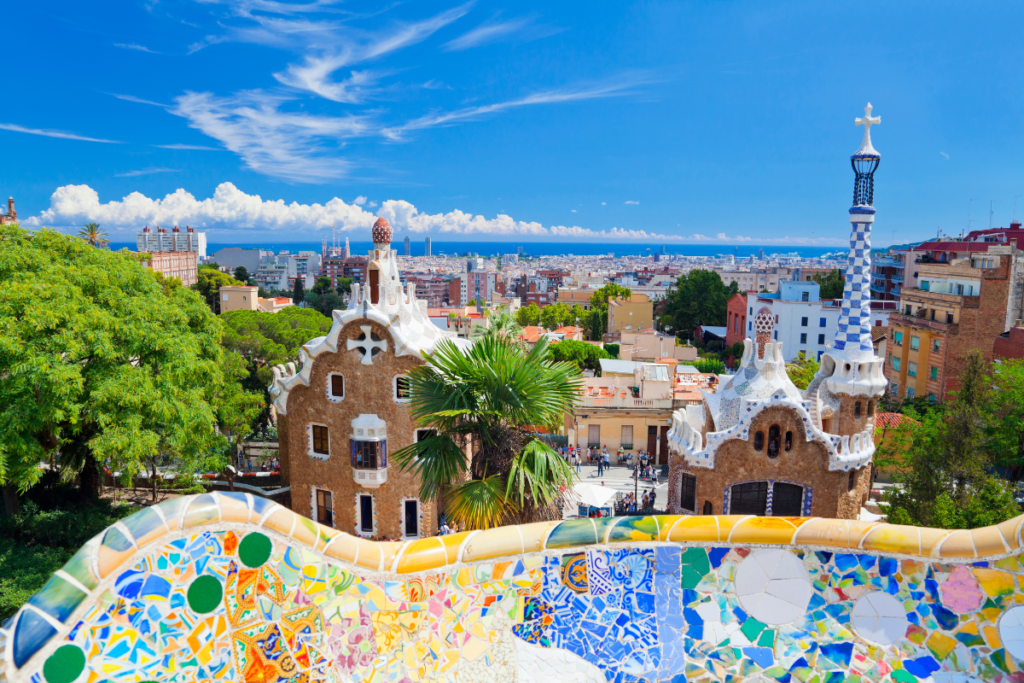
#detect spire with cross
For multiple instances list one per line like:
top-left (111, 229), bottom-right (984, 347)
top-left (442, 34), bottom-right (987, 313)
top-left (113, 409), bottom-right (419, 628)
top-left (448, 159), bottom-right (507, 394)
top-left (855, 103), bottom-right (881, 156)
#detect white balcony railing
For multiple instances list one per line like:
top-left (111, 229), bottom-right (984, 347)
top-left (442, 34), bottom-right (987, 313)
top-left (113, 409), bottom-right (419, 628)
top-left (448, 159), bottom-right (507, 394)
top-left (580, 396), bottom-right (673, 409)
top-left (352, 467), bottom-right (388, 489)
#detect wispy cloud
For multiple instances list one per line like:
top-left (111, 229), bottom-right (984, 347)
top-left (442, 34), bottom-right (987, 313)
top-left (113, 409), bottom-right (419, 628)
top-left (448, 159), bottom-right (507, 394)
top-left (0, 123), bottom-right (120, 143)
top-left (383, 74), bottom-right (650, 139)
top-left (273, 3), bottom-right (472, 101)
top-left (443, 15), bottom-right (557, 51)
top-left (624, 200), bottom-right (639, 205)
top-left (156, 143), bottom-right (225, 150)
top-left (169, 90), bottom-right (370, 182)
top-left (114, 43), bottom-right (159, 53)
top-left (940, 151), bottom-right (950, 160)
top-left (115, 167), bottom-right (179, 177)
top-left (110, 93), bottom-right (168, 107)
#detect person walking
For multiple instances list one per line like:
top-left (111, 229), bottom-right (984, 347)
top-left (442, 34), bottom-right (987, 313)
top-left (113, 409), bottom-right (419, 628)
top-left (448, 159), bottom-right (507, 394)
top-left (649, 489), bottom-right (657, 513)
top-left (597, 456), bottom-right (604, 477)
top-left (574, 452), bottom-right (581, 475)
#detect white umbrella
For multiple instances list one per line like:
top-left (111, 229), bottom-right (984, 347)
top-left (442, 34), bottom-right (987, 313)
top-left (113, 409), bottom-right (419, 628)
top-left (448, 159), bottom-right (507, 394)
top-left (571, 482), bottom-right (618, 508)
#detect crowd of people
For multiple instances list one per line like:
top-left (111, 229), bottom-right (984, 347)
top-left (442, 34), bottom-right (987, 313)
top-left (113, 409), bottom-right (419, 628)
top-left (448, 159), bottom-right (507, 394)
top-left (620, 490), bottom-right (658, 515)
top-left (556, 444), bottom-right (661, 481)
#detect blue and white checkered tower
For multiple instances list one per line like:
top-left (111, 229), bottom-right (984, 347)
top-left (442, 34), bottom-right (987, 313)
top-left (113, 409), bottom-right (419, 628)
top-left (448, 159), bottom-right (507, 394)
top-left (813, 103), bottom-right (889, 400)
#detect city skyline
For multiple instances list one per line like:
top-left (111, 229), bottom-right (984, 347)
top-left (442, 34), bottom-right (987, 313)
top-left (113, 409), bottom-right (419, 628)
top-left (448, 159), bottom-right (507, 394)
top-left (4, 1), bottom-right (1024, 245)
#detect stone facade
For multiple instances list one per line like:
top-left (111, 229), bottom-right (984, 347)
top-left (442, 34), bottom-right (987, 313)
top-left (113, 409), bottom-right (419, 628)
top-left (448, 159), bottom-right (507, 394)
top-left (1, 196), bottom-right (16, 225)
top-left (272, 218), bottom-right (459, 541)
top-left (278, 317), bottom-right (435, 540)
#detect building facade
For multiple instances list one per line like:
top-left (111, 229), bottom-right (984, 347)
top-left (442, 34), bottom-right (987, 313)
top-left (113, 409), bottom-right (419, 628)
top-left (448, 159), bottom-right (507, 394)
top-left (606, 293), bottom-right (654, 334)
top-left (885, 247), bottom-right (1024, 402)
top-left (1, 196), bottom-right (16, 225)
top-left (666, 104), bottom-right (887, 520)
top-left (271, 218), bottom-right (462, 540)
top-left (137, 226), bottom-right (207, 259)
top-left (140, 250), bottom-right (198, 286)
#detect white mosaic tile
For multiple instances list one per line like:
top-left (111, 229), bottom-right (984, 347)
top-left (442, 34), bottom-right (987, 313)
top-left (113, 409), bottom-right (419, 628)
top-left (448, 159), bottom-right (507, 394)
top-left (850, 591), bottom-right (909, 646)
top-left (734, 549), bottom-right (811, 625)
top-left (998, 605), bottom-right (1024, 660)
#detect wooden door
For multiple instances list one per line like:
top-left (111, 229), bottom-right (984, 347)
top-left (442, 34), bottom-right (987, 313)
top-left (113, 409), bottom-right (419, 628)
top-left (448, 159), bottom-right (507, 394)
top-left (647, 426), bottom-right (657, 456)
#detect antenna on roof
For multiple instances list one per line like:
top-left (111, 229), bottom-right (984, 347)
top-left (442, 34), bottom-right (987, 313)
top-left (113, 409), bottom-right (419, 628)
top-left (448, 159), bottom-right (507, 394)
top-left (968, 199), bottom-right (977, 234)
top-left (991, 200), bottom-right (1001, 229)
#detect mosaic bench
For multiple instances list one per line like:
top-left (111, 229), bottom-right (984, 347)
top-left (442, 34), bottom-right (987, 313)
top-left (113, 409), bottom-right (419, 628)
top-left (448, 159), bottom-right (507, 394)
top-left (4, 492), bottom-right (1024, 683)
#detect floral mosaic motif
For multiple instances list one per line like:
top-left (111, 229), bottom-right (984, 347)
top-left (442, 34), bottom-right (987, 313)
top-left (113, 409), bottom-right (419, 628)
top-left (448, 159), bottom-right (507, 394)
top-left (10, 494), bottom-right (1024, 683)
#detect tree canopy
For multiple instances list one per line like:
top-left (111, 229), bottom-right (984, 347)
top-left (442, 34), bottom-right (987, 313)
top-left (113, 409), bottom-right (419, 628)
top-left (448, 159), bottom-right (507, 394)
top-left (813, 269), bottom-right (845, 299)
top-left (692, 358), bottom-right (727, 374)
top-left (660, 270), bottom-right (738, 337)
top-left (0, 225), bottom-right (262, 512)
top-left (516, 302), bottom-right (541, 327)
top-left (77, 223), bottom-right (109, 248)
top-left (786, 352), bottom-right (820, 390)
top-left (233, 266), bottom-right (250, 283)
top-left (548, 339), bottom-right (612, 373)
top-left (192, 266), bottom-right (243, 313)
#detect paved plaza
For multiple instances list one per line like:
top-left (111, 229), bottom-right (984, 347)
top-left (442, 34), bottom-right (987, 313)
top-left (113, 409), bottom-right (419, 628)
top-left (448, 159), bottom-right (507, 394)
top-left (563, 462), bottom-right (670, 518)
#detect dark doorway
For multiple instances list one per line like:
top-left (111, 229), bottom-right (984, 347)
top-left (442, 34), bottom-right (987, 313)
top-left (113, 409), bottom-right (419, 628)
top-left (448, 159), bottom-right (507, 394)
top-left (647, 426), bottom-right (658, 457)
top-left (730, 482), bottom-right (768, 515)
top-left (659, 426), bottom-right (670, 465)
top-left (680, 474), bottom-right (696, 511)
top-left (359, 495), bottom-right (374, 532)
top-left (369, 268), bottom-right (380, 304)
top-left (772, 483), bottom-right (804, 516)
top-left (702, 500), bottom-right (713, 515)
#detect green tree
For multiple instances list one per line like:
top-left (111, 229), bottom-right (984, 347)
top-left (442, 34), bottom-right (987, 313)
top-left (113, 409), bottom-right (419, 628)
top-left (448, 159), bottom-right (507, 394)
top-left (0, 225), bottom-right (261, 513)
top-left (982, 358), bottom-right (1024, 481)
top-left (884, 350), bottom-right (1018, 528)
top-left (392, 337), bottom-right (581, 528)
top-left (605, 343), bottom-right (620, 358)
top-left (77, 222), bottom-right (109, 248)
top-left (233, 266), bottom-right (250, 283)
top-left (661, 270), bottom-right (738, 337)
top-left (293, 276), bottom-right (305, 304)
top-left (692, 358), bottom-right (727, 374)
top-left (477, 308), bottom-right (522, 341)
top-left (336, 277), bottom-right (353, 297)
top-left (312, 276), bottom-right (333, 296)
top-left (516, 302), bottom-right (541, 327)
top-left (192, 266), bottom-right (243, 313)
top-left (549, 339), bottom-right (612, 374)
top-left (304, 290), bottom-right (347, 318)
top-left (541, 302), bottom-right (571, 330)
top-left (786, 351), bottom-right (820, 390)
top-left (589, 284), bottom-right (632, 309)
top-left (813, 269), bottom-right (845, 299)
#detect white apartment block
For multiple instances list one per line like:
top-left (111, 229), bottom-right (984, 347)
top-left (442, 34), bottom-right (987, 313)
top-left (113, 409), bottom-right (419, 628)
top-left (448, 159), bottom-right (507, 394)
top-left (137, 226), bottom-right (207, 259)
top-left (743, 282), bottom-right (889, 362)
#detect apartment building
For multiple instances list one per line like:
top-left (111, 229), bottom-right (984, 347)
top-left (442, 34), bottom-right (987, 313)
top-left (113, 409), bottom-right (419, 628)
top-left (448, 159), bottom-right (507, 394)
top-left (219, 285), bottom-right (295, 313)
top-left (712, 266), bottom-right (793, 293)
top-left (871, 251), bottom-right (905, 301)
top-left (885, 247), bottom-right (1024, 402)
top-left (606, 293), bottom-right (654, 334)
top-left (402, 273), bottom-right (450, 307)
top-left (321, 255), bottom-right (368, 289)
top-left (557, 288), bottom-right (595, 310)
top-left (140, 250), bottom-right (198, 286)
top-left (137, 225), bottom-right (207, 259)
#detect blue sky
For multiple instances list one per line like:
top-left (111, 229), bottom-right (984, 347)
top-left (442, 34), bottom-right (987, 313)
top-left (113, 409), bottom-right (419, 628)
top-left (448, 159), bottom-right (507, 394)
top-left (4, 1), bottom-right (1023, 246)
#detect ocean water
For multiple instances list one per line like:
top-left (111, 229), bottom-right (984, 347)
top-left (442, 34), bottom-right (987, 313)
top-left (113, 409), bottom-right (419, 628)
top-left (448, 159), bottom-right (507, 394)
top-left (111, 241), bottom-right (842, 259)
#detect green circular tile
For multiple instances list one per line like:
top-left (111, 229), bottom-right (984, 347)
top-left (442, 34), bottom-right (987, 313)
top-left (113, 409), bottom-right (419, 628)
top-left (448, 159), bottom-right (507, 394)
top-left (43, 644), bottom-right (85, 683)
top-left (187, 574), bottom-right (223, 614)
top-left (238, 532), bottom-right (272, 568)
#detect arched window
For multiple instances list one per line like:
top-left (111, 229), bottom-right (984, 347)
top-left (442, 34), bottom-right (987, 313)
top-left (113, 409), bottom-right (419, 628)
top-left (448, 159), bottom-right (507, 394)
top-left (754, 431), bottom-right (764, 451)
top-left (867, 401), bottom-right (875, 417)
top-left (848, 469), bottom-right (856, 492)
top-left (702, 500), bottom-right (713, 515)
top-left (784, 431), bottom-right (793, 451)
top-left (767, 425), bottom-right (781, 457)
top-left (854, 402), bottom-right (862, 417)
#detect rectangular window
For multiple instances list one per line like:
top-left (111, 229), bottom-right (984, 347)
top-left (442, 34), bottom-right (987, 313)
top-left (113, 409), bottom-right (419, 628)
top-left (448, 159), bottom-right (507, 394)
top-left (910, 336), bottom-right (920, 351)
top-left (819, 318), bottom-right (826, 327)
top-left (330, 374), bottom-right (345, 398)
top-left (359, 495), bottom-right (374, 533)
top-left (680, 473), bottom-right (697, 511)
top-left (404, 499), bottom-right (419, 537)
top-left (351, 440), bottom-right (384, 469)
top-left (933, 339), bottom-right (941, 352)
top-left (801, 291), bottom-right (809, 302)
top-left (800, 333), bottom-right (807, 344)
top-left (930, 366), bottom-right (938, 380)
top-left (315, 489), bottom-right (333, 527)
top-left (906, 387), bottom-right (916, 398)
top-left (892, 357), bottom-right (901, 371)
top-left (801, 317), bottom-right (808, 327)
top-left (312, 425), bottom-right (329, 455)
top-left (818, 334), bottom-right (825, 345)
top-left (894, 331), bottom-right (903, 346)
top-left (588, 424), bottom-right (601, 447)
top-left (395, 375), bottom-right (412, 401)
top-left (908, 361), bottom-right (917, 377)
top-left (620, 425), bottom-right (633, 450)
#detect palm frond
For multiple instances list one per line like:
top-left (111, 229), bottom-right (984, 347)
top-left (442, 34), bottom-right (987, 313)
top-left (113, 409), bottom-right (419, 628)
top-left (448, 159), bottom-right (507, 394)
top-left (390, 434), bottom-right (468, 501)
top-left (506, 438), bottom-right (577, 507)
top-left (445, 476), bottom-right (511, 529)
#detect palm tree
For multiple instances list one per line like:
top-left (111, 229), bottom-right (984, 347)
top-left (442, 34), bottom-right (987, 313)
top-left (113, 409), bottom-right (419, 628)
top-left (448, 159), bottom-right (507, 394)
top-left (78, 222), bottom-right (109, 248)
top-left (474, 308), bottom-right (522, 341)
top-left (392, 336), bottom-right (581, 529)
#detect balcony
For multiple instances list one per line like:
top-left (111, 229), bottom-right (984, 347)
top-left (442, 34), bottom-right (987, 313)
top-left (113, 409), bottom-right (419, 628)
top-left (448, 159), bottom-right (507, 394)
top-left (888, 312), bottom-right (956, 334)
top-left (874, 257), bottom-right (900, 268)
top-left (580, 396), bottom-right (674, 409)
top-left (352, 467), bottom-right (388, 489)
top-left (891, 274), bottom-right (904, 283)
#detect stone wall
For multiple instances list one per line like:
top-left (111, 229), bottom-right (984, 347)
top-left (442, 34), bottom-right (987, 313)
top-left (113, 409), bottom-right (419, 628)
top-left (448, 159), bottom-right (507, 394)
top-left (8, 492), bottom-right (1024, 683)
top-left (279, 318), bottom-right (436, 540)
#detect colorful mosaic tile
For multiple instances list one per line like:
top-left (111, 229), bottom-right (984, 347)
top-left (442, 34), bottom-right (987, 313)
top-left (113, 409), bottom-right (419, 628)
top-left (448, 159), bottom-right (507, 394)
top-left (7, 493), bottom-right (1024, 683)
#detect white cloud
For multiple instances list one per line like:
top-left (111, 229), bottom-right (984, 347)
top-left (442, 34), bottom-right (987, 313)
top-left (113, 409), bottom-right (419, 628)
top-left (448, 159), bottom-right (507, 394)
top-left (940, 151), bottom-right (950, 159)
top-left (368, 201), bottom-right (378, 208)
top-left (0, 123), bottom-right (120, 144)
top-left (114, 43), bottom-right (159, 53)
top-left (353, 195), bottom-right (368, 205)
top-left (571, 209), bottom-right (576, 213)
top-left (115, 168), bottom-right (179, 177)
top-left (443, 16), bottom-right (532, 51)
top-left (601, 202), bottom-right (606, 205)
top-left (624, 200), bottom-right (639, 205)
top-left (168, 90), bottom-right (370, 182)
top-left (25, 183), bottom-right (850, 246)
top-left (156, 143), bottom-right (224, 150)
top-left (110, 93), bottom-right (168, 107)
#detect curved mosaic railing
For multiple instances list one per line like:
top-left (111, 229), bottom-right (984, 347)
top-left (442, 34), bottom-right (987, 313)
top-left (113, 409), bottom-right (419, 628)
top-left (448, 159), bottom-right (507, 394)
top-left (5, 492), bottom-right (1024, 683)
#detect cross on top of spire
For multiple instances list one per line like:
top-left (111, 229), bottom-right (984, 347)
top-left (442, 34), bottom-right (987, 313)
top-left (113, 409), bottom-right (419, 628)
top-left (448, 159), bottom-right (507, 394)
top-left (855, 102), bottom-right (881, 155)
